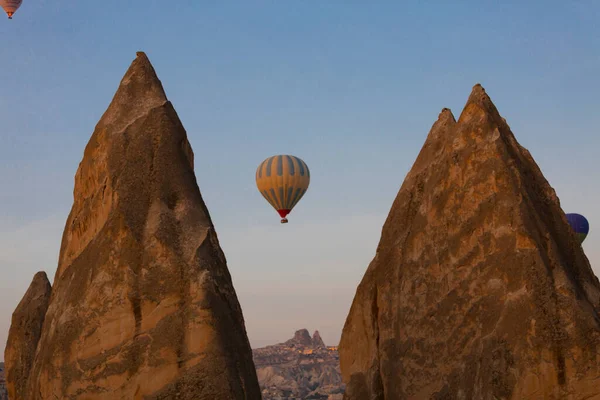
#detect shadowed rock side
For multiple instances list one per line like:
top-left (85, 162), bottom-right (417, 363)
top-left (0, 363), bottom-right (7, 400)
top-left (339, 84), bottom-right (600, 400)
top-left (4, 272), bottom-right (51, 400)
top-left (22, 52), bottom-right (261, 399)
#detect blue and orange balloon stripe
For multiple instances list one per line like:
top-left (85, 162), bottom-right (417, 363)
top-left (256, 155), bottom-right (310, 179)
top-left (256, 155), bottom-right (310, 216)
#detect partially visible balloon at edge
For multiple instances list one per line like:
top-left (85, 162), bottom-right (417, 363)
top-left (566, 213), bottom-right (589, 244)
top-left (0, 0), bottom-right (23, 19)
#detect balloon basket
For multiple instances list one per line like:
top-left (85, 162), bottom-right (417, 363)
top-left (281, 218), bottom-right (288, 224)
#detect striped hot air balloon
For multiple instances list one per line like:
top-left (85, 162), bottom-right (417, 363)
top-left (256, 155), bottom-right (310, 223)
top-left (0, 0), bottom-right (22, 18)
top-left (566, 213), bottom-right (589, 244)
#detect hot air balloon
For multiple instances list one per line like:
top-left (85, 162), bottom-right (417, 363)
top-left (0, 0), bottom-right (22, 19)
top-left (566, 213), bottom-right (589, 244)
top-left (256, 155), bottom-right (310, 223)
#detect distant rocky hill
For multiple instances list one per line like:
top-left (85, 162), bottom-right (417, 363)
top-left (0, 363), bottom-right (7, 400)
top-left (253, 329), bottom-right (344, 399)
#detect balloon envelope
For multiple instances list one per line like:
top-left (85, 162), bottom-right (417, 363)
top-left (0, 0), bottom-right (22, 18)
top-left (255, 155), bottom-right (310, 223)
top-left (566, 213), bottom-right (589, 244)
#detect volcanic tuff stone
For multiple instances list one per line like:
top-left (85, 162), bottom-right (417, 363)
top-left (4, 271), bottom-right (51, 400)
top-left (14, 52), bottom-right (261, 399)
top-left (339, 84), bottom-right (600, 400)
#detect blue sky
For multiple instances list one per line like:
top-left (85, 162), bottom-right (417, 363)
top-left (0, 1), bottom-right (598, 354)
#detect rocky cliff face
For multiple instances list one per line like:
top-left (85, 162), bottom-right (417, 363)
top-left (7, 52), bottom-right (260, 400)
top-left (339, 84), bottom-right (600, 400)
top-left (4, 271), bottom-right (51, 400)
top-left (253, 329), bottom-right (345, 399)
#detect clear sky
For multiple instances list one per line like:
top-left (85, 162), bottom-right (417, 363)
top-left (0, 1), bottom-right (598, 356)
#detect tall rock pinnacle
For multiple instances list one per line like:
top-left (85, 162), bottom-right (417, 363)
top-left (312, 330), bottom-right (326, 348)
top-left (339, 84), bottom-right (600, 399)
top-left (4, 272), bottom-right (51, 400)
top-left (14, 52), bottom-right (261, 399)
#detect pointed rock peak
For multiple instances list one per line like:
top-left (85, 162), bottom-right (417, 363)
top-left (430, 107), bottom-right (456, 132)
top-left (25, 52), bottom-right (260, 398)
top-left (438, 107), bottom-right (455, 122)
top-left (96, 51), bottom-right (168, 134)
top-left (121, 51), bottom-right (164, 92)
top-left (403, 107), bottom-right (457, 181)
top-left (339, 83), bottom-right (600, 399)
top-left (312, 330), bottom-right (325, 347)
top-left (466, 83), bottom-right (491, 107)
top-left (17, 272), bottom-right (51, 307)
top-left (294, 329), bottom-right (311, 342)
top-left (285, 329), bottom-right (313, 346)
top-left (471, 82), bottom-right (485, 94)
top-left (56, 50), bottom-right (195, 278)
top-left (30, 271), bottom-right (50, 289)
top-left (5, 271), bottom-right (52, 400)
top-left (458, 83), bottom-right (503, 125)
top-left (120, 51), bottom-right (165, 98)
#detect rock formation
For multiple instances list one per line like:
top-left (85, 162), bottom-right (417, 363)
top-left (4, 271), bottom-right (51, 400)
top-left (339, 84), bottom-right (600, 399)
top-left (286, 329), bottom-right (314, 347)
top-left (8, 51), bottom-right (260, 399)
top-left (253, 329), bottom-right (344, 399)
top-left (312, 330), bottom-right (326, 348)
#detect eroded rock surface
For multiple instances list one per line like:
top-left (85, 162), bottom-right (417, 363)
top-left (4, 271), bottom-right (51, 400)
top-left (339, 84), bottom-right (600, 400)
top-left (18, 52), bottom-right (260, 399)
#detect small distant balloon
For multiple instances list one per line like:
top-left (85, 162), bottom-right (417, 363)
top-left (566, 213), bottom-right (589, 244)
top-left (0, 0), bottom-right (22, 19)
top-left (256, 155), bottom-right (310, 224)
